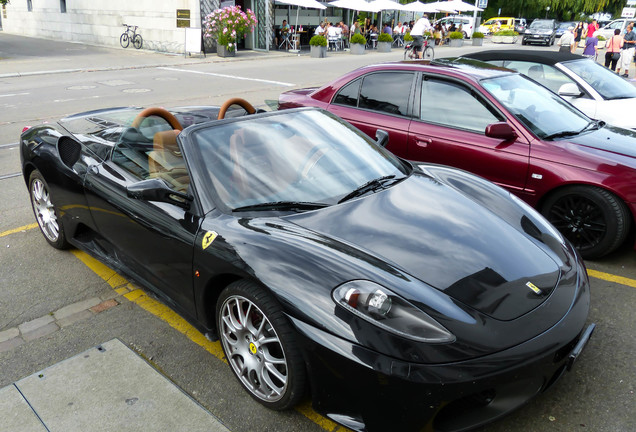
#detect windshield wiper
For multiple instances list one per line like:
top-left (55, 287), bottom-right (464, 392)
top-left (232, 201), bottom-right (329, 213)
top-left (543, 130), bottom-right (583, 140)
top-left (338, 175), bottom-right (400, 204)
top-left (578, 120), bottom-right (604, 134)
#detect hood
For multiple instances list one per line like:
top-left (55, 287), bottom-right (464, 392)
top-left (594, 99), bottom-right (636, 130)
top-left (286, 172), bottom-right (562, 321)
top-left (569, 124), bottom-right (636, 158)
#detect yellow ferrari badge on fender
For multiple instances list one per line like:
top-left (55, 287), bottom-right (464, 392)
top-left (526, 281), bottom-right (542, 295)
top-left (202, 231), bottom-right (218, 250)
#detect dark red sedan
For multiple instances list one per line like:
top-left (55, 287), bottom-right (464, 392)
top-left (278, 58), bottom-right (636, 259)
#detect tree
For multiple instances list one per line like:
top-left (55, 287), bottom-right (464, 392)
top-left (482, 0), bottom-right (627, 20)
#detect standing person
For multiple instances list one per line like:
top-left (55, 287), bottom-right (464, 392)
top-left (410, 14), bottom-right (432, 59)
top-left (573, 22), bottom-right (584, 52)
top-left (617, 24), bottom-right (636, 77)
top-left (559, 26), bottom-right (575, 53)
top-left (582, 29), bottom-right (599, 59)
top-left (586, 19), bottom-right (599, 38)
top-left (605, 29), bottom-right (624, 72)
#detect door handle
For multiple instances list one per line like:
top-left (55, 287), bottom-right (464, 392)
top-left (416, 138), bottom-right (432, 148)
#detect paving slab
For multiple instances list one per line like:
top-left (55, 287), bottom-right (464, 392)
top-left (13, 338), bottom-right (230, 432)
top-left (0, 385), bottom-right (46, 432)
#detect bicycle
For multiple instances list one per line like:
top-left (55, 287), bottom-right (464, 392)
top-left (404, 36), bottom-right (434, 61)
top-left (120, 24), bottom-right (143, 49)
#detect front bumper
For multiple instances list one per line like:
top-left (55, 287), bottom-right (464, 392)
top-left (290, 282), bottom-right (592, 432)
top-left (523, 34), bottom-right (552, 44)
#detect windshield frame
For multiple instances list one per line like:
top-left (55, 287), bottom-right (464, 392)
top-left (184, 108), bottom-right (410, 214)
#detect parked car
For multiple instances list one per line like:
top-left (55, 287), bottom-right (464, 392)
top-left (514, 17), bottom-right (528, 33)
top-left (434, 15), bottom-right (475, 38)
top-left (279, 59), bottom-right (636, 258)
top-left (464, 49), bottom-right (636, 130)
top-left (20, 98), bottom-right (594, 432)
top-left (478, 16), bottom-right (515, 34)
top-left (522, 19), bottom-right (557, 45)
top-left (595, 18), bottom-right (630, 40)
top-left (555, 21), bottom-right (577, 37)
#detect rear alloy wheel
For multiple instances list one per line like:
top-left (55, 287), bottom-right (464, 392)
top-left (542, 186), bottom-right (630, 259)
top-left (216, 280), bottom-right (306, 410)
top-left (29, 170), bottom-right (69, 249)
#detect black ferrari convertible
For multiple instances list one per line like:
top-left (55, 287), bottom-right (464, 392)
top-left (20, 98), bottom-right (594, 432)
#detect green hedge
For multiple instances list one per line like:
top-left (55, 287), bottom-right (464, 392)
top-left (309, 35), bottom-right (327, 46)
top-left (378, 32), bottom-right (393, 42)
top-left (350, 33), bottom-right (366, 45)
top-left (449, 31), bottom-right (464, 40)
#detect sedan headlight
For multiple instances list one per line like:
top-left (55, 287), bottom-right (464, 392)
top-left (333, 281), bottom-right (455, 343)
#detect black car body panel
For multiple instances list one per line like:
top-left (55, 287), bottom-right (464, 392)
top-left (523, 19), bottom-right (557, 45)
top-left (20, 105), bottom-right (593, 432)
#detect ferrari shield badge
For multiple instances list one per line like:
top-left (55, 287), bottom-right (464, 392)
top-left (526, 281), bottom-right (542, 295)
top-left (202, 231), bottom-right (218, 250)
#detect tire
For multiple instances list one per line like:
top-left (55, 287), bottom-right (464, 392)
top-left (541, 186), bottom-right (630, 259)
top-left (29, 170), bottom-right (70, 250)
top-left (423, 46), bottom-right (434, 60)
top-left (120, 33), bottom-right (130, 48)
top-left (216, 280), bottom-right (306, 410)
top-left (133, 34), bottom-right (143, 50)
top-left (521, 39), bottom-right (526, 45)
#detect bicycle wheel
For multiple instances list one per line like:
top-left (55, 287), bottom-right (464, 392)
top-left (404, 47), bottom-right (412, 60)
top-left (423, 45), bottom-right (435, 61)
top-left (120, 33), bottom-right (130, 48)
top-left (133, 34), bottom-right (143, 49)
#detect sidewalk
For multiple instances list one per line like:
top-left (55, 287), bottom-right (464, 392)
top-left (0, 339), bottom-right (229, 432)
top-left (0, 32), bottom-right (293, 79)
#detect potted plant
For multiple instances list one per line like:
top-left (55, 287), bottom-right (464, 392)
top-left (204, 5), bottom-right (258, 57)
top-left (350, 33), bottom-right (366, 55)
top-left (472, 31), bottom-right (484, 46)
top-left (596, 34), bottom-right (606, 49)
top-left (492, 29), bottom-right (518, 44)
top-left (377, 32), bottom-right (392, 52)
top-left (449, 31), bottom-right (464, 47)
top-left (309, 35), bottom-right (327, 58)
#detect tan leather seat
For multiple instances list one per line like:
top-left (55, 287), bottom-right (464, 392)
top-left (148, 130), bottom-right (190, 192)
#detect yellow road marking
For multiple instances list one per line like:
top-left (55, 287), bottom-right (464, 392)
top-left (0, 223), bottom-right (38, 238)
top-left (587, 269), bottom-right (636, 289)
top-left (71, 249), bottom-right (346, 431)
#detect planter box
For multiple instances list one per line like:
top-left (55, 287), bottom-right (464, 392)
top-left (597, 40), bottom-right (606, 49)
top-left (350, 43), bottom-right (365, 55)
top-left (377, 41), bottom-right (391, 52)
top-left (310, 45), bottom-right (327, 58)
top-left (449, 39), bottom-right (463, 47)
top-left (217, 45), bottom-right (236, 57)
top-left (492, 35), bottom-right (517, 44)
top-left (472, 38), bottom-right (484, 46)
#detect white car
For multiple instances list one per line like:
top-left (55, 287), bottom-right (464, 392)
top-left (434, 15), bottom-right (475, 38)
top-left (464, 49), bottom-right (636, 129)
top-left (595, 18), bottom-right (630, 40)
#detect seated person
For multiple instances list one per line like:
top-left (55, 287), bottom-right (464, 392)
top-left (315, 22), bottom-right (326, 36)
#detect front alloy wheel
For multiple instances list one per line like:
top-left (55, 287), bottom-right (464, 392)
top-left (29, 170), bottom-right (69, 249)
top-left (542, 186), bottom-right (629, 259)
top-left (216, 280), bottom-right (305, 410)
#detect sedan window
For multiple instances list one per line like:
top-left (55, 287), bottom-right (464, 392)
top-left (419, 78), bottom-right (501, 133)
top-left (358, 72), bottom-right (413, 116)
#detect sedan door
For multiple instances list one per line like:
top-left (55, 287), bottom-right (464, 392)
top-left (83, 129), bottom-right (201, 314)
top-left (408, 75), bottom-right (530, 193)
top-left (326, 71), bottom-right (415, 157)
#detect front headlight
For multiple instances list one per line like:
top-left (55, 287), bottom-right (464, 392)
top-left (333, 280), bottom-right (455, 343)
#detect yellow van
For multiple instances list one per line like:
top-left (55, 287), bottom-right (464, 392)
top-left (478, 17), bottom-right (515, 34)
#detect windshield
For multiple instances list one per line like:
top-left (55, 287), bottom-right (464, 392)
top-left (564, 59), bottom-right (636, 100)
top-left (191, 110), bottom-right (408, 211)
top-left (481, 74), bottom-right (589, 139)
top-left (530, 20), bottom-right (552, 29)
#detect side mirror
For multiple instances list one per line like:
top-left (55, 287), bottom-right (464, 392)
top-left (485, 122), bottom-right (517, 141)
top-left (127, 178), bottom-right (192, 209)
top-left (558, 82), bottom-right (584, 98)
top-left (375, 129), bottom-right (389, 148)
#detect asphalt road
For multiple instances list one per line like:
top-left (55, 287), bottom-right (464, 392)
top-left (0, 33), bottom-right (635, 432)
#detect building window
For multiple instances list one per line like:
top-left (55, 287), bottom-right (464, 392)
top-left (27, 0), bottom-right (32, 12)
top-left (60, 0), bottom-right (66, 13)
